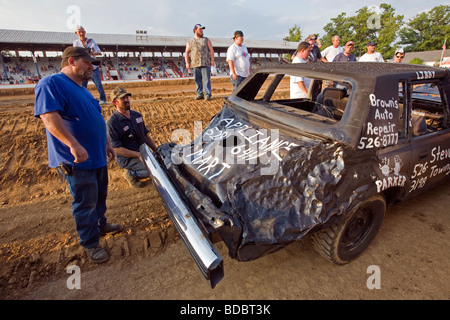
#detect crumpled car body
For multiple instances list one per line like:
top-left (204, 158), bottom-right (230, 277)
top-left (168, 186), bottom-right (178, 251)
top-left (141, 62), bottom-right (450, 287)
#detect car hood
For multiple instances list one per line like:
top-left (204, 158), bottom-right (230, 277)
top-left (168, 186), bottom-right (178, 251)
top-left (157, 104), bottom-right (352, 261)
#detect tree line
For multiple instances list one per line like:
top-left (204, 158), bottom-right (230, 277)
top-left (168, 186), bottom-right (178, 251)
top-left (286, 4), bottom-right (449, 59)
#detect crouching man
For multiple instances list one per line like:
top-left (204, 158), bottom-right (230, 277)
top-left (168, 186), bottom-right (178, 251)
top-left (106, 87), bottom-right (158, 188)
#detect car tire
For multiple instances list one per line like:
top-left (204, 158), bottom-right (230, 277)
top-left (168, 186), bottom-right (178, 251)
top-left (311, 195), bottom-right (386, 265)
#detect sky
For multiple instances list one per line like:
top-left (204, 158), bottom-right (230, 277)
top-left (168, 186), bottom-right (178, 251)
top-left (0, 0), bottom-right (448, 41)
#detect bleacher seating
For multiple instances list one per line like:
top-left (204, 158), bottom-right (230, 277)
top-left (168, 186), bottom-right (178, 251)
top-left (0, 54), bottom-right (285, 84)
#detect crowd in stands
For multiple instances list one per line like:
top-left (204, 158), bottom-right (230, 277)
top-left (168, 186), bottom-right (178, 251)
top-left (0, 54), bottom-right (282, 85)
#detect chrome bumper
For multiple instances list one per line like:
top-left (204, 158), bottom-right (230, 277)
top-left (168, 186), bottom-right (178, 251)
top-left (140, 144), bottom-right (224, 288)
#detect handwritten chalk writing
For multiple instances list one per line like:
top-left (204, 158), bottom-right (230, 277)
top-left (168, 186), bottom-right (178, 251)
top-left (374, 108), bottom-right (394, 120)
top-left (183, 120), bottom-right (299, 179)
top-left (415, 71), bottom-right (436, 80)
top-left (375, 175), bottom-right (407, 193)
top-left (366, 122), bottom-right (396, 136)
top-left (369, 94), bottom-right (399, 109)
top-left (430, 146), bottom-right (450, 164)
top-left (410, 176), bottom-right (427, 192)
top-left (429, 164), bottom-right (450, 178)
top-left (411, 162), bottom-right (428, 179)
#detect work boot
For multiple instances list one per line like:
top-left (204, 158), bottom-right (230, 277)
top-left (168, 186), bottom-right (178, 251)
top-left (100, 223), bottom-right (123, 236)
top-left (84, 245), bottom-right (109, 264)
top-left (123, 171), bottom-right (146, 188)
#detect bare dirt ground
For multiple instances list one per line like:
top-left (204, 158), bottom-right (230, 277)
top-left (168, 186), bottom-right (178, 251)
top-left (0, 77), bottom-right (448, 301)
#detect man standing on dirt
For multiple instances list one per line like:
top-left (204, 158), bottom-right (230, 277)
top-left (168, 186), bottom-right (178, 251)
top-left (34, 46), bottom-right (122, 264)
top-left (106, 87), bottom-right (158, 188)
top-left (227, 30), bottom-right (251, 90)
top-left (73, 25), bottom-right (107, 105)
top-left (185, 24), bottom-right (215, 100)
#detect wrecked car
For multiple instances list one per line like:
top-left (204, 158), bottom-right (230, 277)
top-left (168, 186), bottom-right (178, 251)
top-left (141, 62), bottom-right (450, 288)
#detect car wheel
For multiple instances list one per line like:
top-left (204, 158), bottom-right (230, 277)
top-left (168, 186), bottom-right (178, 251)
top-left (311, 195), bottom-right (386, 265)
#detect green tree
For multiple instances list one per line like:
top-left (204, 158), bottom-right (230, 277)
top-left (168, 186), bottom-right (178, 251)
top-left (409, 57), bottom-right (424, 65)
top-left (399, 5), bottom-right (450, 52)
top-left (285, 25), bottom-right (302, 42)
top-left (322, 13), bottom-right (354, 46)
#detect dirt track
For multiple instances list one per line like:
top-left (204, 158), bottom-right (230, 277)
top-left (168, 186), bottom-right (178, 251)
top-left (0, 77), bottom-right (449, 301)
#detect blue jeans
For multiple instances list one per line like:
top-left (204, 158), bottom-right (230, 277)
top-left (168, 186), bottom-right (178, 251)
top-left (82, 67), bottom-right (106, 102)
top-left (62, 166), bottom-right (108, 249)
top-left (193, 66), bottom-right (211, 97)
top-left (230, 75), bottom-right (246, 91)
top-left (123, 157), bottom-right (149, 179)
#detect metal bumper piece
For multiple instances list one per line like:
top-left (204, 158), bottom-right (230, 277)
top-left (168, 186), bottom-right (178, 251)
top-left (140, 144), bottom-right (224, 288)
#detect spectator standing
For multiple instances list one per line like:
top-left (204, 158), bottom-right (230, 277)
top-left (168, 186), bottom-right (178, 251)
top-left (34, 46), bottom-right (121, 264)
top-left (106, 87), bottom-right (158, 188)
top-left (73, 25), bottom-right (107, 104)
top-left (227, 30), bottom-right (252, 90)
top-left (359, 41), bottom-right (384, 62)
top-left (392, 48), bottom-right (405, 63)
top-left (321, 35), bottom-right (343, 62)
top-left (306, 34), bottom-right (325, 62)
top-left (333, 41), bottom-right (357, 62)
top-left (290, 42), bottom-right (311, 99)
top-left (185, 24), bottom-right (215, 100)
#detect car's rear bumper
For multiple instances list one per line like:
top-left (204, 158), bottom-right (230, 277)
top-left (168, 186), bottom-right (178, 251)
top-left (140, 144), bottom-right (224, 288)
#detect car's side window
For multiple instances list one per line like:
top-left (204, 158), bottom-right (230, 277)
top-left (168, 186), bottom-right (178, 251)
top-left (410, 81), bottom-right (446, 137)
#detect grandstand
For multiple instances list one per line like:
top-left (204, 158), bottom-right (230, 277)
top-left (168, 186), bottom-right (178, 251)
top-left (0, 29), bottom-right (298, 84)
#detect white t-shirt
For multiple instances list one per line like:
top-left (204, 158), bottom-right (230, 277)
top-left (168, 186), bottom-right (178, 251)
top-left (226, 43), bottom-right (251, 78)
top-left (359, 52), bottom-right (384, 62)
top-left (321, 45), bottom-right (344, 62)
top-left (290, 56), bottom-right (311, 99)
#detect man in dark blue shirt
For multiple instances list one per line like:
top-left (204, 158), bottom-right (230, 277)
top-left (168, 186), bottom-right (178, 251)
top-left (35, 46), bottom-right (121, 264)
top-left (333, 41), bottom-right (357, 62)
top-left (106, 87), bottom-right (157, 188)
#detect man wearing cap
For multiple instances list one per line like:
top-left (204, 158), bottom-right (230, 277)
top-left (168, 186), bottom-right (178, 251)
top-left (333, 41), bottom-right (357, 62)
top-left (73, 25), bottom-right (107, 104)
top-left (359, 41), bottom-right (384, 62)
top-left (227, 30), bottom-right (252, 90)
top-left (185, 24), bottom-right (215, 100)
top-left (306, 34), bottom-right (325, 62)
top-left (392, 48), bottom-right (405, 63)
top-left (34, 46), bottom-right (121, 264)
top-left (106, 87), bottom-right (158, 188)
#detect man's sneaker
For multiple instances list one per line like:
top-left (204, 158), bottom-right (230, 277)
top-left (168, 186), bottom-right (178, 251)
top-left (99, 100), bottom-right (107, 105)
top-left (84, 245), bottom-right (109, 264)
top-left (195, 95), bottom-right (204, 100)
top-left (206, 95), bottom-right (212, 101)
top-left (123, 171), bottom-right (146, 188)
top-left (100, 223), bottom-right (123, 236)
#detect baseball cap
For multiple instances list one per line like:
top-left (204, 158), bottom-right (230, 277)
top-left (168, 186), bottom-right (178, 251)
top-left (233, 30), bottom-right (244, 39)
top-left (193, 24), bottom-right (205, 31)
top-left (345, 41), bottom-right (355, 46)
top-left (395, 48), bottom-right (405, 54)
top-left (366, 41), bottom-right (377, 46)
top-left (110, 87), bottom-right (132, 101)
top-left (62, 46), bottom-right (100, 65)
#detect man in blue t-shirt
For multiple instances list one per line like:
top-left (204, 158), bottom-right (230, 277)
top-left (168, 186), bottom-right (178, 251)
top-left (34, 46), bottom-right (121, 264)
